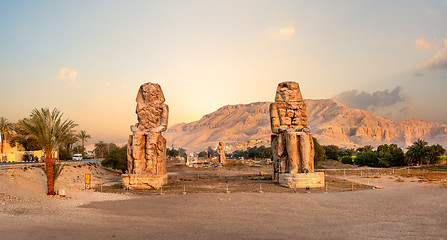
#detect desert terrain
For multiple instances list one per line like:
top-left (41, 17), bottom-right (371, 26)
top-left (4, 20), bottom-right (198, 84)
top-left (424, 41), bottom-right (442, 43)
top-left (0, 160), bottom-right (446, 239)
top-left (165, 100), bottom-right (447, 152)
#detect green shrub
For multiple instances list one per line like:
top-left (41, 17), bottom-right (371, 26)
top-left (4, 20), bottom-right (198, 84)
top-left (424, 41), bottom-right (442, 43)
top-left (323, 145), bottom-right (340, 160)
top-left (340, 156), bottom-right (353, 164)
top-left (101, 146), bottom-right (127, 173)
top-left (313, 137), bottom-right (325, 166)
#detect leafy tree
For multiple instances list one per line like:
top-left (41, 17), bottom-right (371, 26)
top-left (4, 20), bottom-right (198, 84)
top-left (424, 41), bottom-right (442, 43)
top-left (423, 144), bottom-right (446, 164)
top-left (39, 162), bottom-right (65, 185)
top-left (94, 141), bottom-right (107, 158)
top-left (16, 108), bottom-right (77, 195)
top-left (102, 146), bottom-right (127, 173)
top-left (167, 148), bottom-right (179, 157)
top-left (10, 119), bottom-right (40, 151)
top-left (356, 145), bottom-right (373, 153)
top-left (376, 144), bottom-right (405, 167)
top-left (231, 150), bottom-right (248, 159)
top-left (313, 137), bottom-right (325, 166)
top-left (340, 155), bottom-right (353, 164)
top-left (64, 134), bottom-right (78, 156)
top-left (73, 145), bottom-right (84, 154)
top-left (339, 148), bottom-right (355, 158)
top-left (58, 147), bottom-right (71, 160)
top-left (107, 143), bottom-right (118, 154)
top-left (406, 139), bottom-right (428, 165)
top-left (259, 146), bottom-right (272, 159)
top-left (323, 145), bottom-right (340, 160)
top-left (354, 150), bottom-right (379, 167)
top-left (207, 146), bottom-right (217, 158)
top-left (0, 117), bottom-right (14, 157)
top-left (178, 148), bottom-right (186, 158)
top-left (77, 130), bottom-right (91, 157)
top-left (198, 151), bottom-right (208, 158)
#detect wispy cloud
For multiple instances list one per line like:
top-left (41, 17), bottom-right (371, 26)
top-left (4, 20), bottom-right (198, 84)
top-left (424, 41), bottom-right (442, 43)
top-left (425, 50), bottom-right (447, 70)
top-left (270, 23), bottom-right (296, 39)
top-left (55, 68), bottom-right (80, 88)
top-left (333, 87), bottom-right (407, 111)
top-left (424, 38), bottom-right (447, 70)
top-left (415, 37), bottom-right (437, 49)
top-left (279, 25), bottom-right (295, 37)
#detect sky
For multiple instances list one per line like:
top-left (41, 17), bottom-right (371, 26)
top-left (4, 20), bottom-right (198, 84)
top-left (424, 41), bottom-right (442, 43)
top-left (1, 0), bottom-right (447, 145)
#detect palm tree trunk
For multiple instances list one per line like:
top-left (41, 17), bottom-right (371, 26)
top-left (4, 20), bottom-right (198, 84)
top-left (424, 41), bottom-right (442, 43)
top-left (68, 144), bottom-right (73, 156)
top-left (45, 151), bottom-right (56, 195)
top-left (1, 133), bottom-right (4, 155)
top-left (82, 139), bottom-right (85, 157)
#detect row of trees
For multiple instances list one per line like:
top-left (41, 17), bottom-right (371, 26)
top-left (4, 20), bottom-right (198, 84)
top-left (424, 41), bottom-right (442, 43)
top-left (1, 116), bottom-right (92, 158)
top-left (230, 146), bottom-right (272, 159)
top-left (1, 109), bottom-right (79, 195)
top-left (0, 111), bottom-right (105, 195)
top-left (322, 139), bottom-right (446, 167)
top-left (168, 138), bottom-right (326, 165)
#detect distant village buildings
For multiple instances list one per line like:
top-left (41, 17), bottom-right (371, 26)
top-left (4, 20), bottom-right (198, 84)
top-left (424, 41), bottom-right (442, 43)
top-left (0, 140), bottom-right (44, 162)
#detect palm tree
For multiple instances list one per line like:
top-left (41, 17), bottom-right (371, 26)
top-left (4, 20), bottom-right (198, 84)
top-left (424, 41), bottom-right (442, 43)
top-left (18, 108), bottom-right (77, 195)
top-left (64, 134), bottom-right (79, 157)
top-left (77, 130), bottom-right (91, 157)
top-left (94, 141), bottom-right (107, 158)
top-left (0, 117), bottom-right (14, 160)
top-left (406, 139), bottom-right (428, 165)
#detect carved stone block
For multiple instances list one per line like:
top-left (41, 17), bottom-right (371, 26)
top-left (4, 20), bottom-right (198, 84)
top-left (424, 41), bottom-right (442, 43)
top-left (122, 174), bottom-right (167, 190)
top-left (278, 172), bottom-right (325, 188)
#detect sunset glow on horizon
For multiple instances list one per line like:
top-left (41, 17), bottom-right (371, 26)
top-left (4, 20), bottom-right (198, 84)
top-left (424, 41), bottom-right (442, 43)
top-left (1, 0), bottom-right (447, 144)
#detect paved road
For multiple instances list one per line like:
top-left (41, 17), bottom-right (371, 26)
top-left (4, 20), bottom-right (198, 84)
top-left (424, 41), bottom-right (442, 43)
top-left (0, 159), bottom-right (103, 169)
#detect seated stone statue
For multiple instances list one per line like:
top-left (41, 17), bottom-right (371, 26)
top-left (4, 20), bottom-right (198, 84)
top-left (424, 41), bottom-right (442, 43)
top-left (217, 142), bottom-right (226, 165)
top-left (270, 82), bottom-right (315, 179)
top-left (127, 82), bottom-right (169, 175)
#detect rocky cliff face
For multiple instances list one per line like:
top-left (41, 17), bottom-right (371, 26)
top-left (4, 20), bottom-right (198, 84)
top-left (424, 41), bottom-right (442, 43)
top-left (165, 99), bottom-right (447, 152)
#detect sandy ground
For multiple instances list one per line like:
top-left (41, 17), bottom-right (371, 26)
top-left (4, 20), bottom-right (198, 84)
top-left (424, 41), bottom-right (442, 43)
top-left (0, 161), bottom-right (446, 239)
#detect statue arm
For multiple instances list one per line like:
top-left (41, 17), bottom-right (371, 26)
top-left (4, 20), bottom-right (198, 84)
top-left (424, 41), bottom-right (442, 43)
top-left (146, 104), bottom-right (169, 134)
top-left (159, 104), bottom-right (169, 132)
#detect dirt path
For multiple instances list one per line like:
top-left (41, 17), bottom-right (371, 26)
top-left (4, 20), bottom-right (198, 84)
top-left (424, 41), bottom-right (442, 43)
top-left (1, 161), bottom-right (446, 239)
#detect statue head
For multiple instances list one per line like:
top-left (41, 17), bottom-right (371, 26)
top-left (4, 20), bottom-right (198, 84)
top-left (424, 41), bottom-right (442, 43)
top-left (136, 82), bottom-right (165, 105)
top-left (275, 81), bottom-right (303, 103)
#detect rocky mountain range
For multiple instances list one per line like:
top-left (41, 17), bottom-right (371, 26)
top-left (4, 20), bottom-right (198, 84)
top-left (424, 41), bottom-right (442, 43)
top-left (164, 99), bottom-right (447, 152)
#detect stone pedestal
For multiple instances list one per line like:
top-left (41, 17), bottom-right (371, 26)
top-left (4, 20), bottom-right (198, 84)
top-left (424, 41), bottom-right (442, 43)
top-left (121, 174), bottom-right (167, 190)
top-left (278, 172), bottom-right (325, 188)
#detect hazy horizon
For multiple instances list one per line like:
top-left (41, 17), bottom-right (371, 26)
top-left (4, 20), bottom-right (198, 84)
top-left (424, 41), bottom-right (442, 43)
top-left (1, 1), bottom-right (447, 144)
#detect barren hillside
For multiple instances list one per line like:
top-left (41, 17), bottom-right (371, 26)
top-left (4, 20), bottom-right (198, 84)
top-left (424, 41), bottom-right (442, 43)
top-left (165, 99), bottom-right (447, 152)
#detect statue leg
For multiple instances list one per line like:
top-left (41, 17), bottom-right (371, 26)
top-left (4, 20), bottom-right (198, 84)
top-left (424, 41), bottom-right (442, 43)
top-left (271, 135), bottom-right (279, 180)
top-left (278, 133), bottom-right (287, 174)
top-left (127, 135), bottom-right (133, 173)
top-left (157, 135), bottom-right (167, 175)
top-left (146, 132), bottom-right (162, 174)
top-left (298, 133), bottom-right (313, 173)
top-left (132, 132), bottom-right (146, 174)
top-left (285, 131), bottom-right (300, 174)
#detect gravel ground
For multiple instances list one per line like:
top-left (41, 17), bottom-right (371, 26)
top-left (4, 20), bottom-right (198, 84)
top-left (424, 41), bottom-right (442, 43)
top-left (0, 161), bottom-right (446, 239)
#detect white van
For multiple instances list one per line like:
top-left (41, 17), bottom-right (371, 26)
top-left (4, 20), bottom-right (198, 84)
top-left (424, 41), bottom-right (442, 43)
top-left (72, 154), bottom-right (83, 161)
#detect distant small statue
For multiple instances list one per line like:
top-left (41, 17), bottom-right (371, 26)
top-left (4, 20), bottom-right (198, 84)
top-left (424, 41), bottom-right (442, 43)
top-left (270, 81), bottom-right (324, 188)
top-left (185, 150), bottom-right (191, 166)
top-left (123, 82), bottom-right (169, 189)
top-left (217, 142), bottom-right (226, 165)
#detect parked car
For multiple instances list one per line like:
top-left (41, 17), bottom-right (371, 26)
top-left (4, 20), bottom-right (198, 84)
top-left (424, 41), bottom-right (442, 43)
top-left (72, 154), bottom-right (83, 161)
